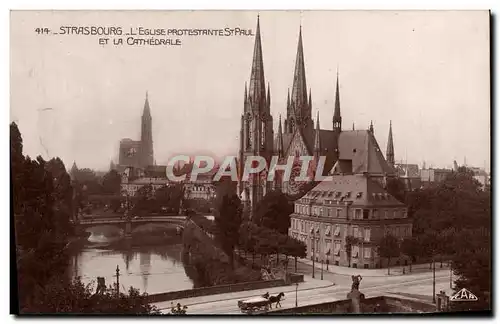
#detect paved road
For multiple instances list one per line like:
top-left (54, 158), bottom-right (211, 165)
top-left (155, 269), bottom-right (451, 314)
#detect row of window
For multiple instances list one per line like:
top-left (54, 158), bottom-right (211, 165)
top-left (294, 204), bottom-right (407, 220)
top-left (295, 235), bottom-right (373, 259)
top-left (291, 220), bottom-right (372, 242)
top-left (291, 220), bottom-right (410, 240)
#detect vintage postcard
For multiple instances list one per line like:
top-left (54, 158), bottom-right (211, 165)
top-left (10, 10), bottom-right (491, 315)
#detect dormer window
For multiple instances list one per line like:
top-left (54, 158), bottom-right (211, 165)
top-left (335, 192), bottom-right (342, 198)
top-left (346, 191), bottom-right (351, 198)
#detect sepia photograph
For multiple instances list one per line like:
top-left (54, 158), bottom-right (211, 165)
top-left (9, 9), bottom-right (491, 315)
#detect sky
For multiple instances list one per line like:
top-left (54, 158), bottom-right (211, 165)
top-left (10, 10), bottom-right (490, 171)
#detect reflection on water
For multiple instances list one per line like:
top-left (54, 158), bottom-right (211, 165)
top-left (69, 238), bottom-right (195, 294)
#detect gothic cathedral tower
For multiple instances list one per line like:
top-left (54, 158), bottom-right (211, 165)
top-left (238, 16), bottom-right (274, 219)
top-left (283, 26), bottom-right (314, 139)
top-left (140, 92), bottom-right (154, 168)
top-left (332, 72), bottom-right (342, 161)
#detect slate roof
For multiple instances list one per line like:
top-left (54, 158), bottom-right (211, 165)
top-left (274, 129), bottom-right (395, 176)
top-left (303, 173), bottom-right (405, 207)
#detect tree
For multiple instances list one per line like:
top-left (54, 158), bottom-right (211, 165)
top-left (386, 177), bottom-right (406, 203)
top-left (21, 277), bottom-right (161, 314)
top-left (12, 123), bottom-right (76, 310)
top-left (401, 237), bottom-right (419, 272)
top-left (253, 190), bottom-right (293, 235)
top-left (377, 234), bottom-right (400, 275)
top-left (132, 184), bottom-right (155, 216)
top-left (450, 227), bottom-right (491, 312)
top-left (102, 170), bottom-right (122, 194)
top-left (283, 237), bottom-right (307, 272)
top-left (214, 193), bottom-right (243, 268)
top-left (344, 235), bottom-right (360, 268)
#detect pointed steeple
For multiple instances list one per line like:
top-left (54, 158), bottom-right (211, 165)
top-left (141, 91), bottom-right (154, 167)
top-left (308, 89), bottom-right (312, 111)
top-left (143, 91), bottom-right (151, 118)
top-left (266, 82), bottom-right (271, 110)
top-left (369, 120), bottom-right (374, 134)
top-left (277, 115), bottom-right (284, 158)
top-left (333, 70), bottom-right (342, 131)
top-left (248, 15), bottom-right (266, 111)
top-left (386, 121), bottom-right (395, 167)
top-left (314, 111), bottom-right (321, 154)
top-left (70, 161), bottom-right (78, 181)
top-left (290, 25), bottom-right (308, 118)
top-left (244, 82), bottom-right (248, 104)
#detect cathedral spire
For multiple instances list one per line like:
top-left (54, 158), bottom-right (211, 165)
top-left (369, 120), bottom-right (374, 134)
top-left (143, 91), bottom-right (151, 118)
top-left (248, 15), bottom-right (266, 111)
top-left (291, 25), bottom-right (308, 119)
top-left (266, 82), bottom-right (271, 110)
top-left (386, 120), bottom-right (395, 167)
top-left (277, 115), bottom-right (284, 158)
top-left (333, 70), bottom-right (341, 131)
top-left (244, 82), bottom-right (248, 104)
top-left (314, 111), bottom-right (321, 155)
top-left (308, 89), bottom-right (312, 111)
top-left (140, 91), bottom-right (154, 167)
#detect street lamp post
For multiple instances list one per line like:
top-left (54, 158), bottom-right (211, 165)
top-left (321, 259), bottom-right (324, 280)
top-left (295, 282), bottom-right (299, 307)
top-left (449, 261), bottom-right (453, 289)
top-left (116, 265), bottom-right (120, 298)
top-left (432, 257), bottom-right (436, 304)
top-left (312, 247), bottom-right (315, 278)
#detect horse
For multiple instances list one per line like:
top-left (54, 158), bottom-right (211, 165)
top-left (261, 292), bottom-right (270, 299)
top-left (268, 292), bottom-right (285, 309)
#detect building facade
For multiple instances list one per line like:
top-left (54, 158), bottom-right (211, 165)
top-left (289, 174), bottom-right (412, 268)
top-left (116, 93), bottom-right (154, 170)
top-left (237, 17), bottom-right (398, 219)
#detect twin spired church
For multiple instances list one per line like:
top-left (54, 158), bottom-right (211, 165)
top-left (237, 17), bottom-right (397, 216)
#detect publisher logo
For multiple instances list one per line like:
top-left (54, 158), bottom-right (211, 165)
top-left (450, 288), bottom-right (478, 302)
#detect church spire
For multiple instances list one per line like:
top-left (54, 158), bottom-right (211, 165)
top-left (386, 121), bottom-right (395, 167)
top-left (333, 70), bottom-right (341, 131)
top-left (140, 91), bottom-right (154, 167)
top-left (290, 25), bottom-right (308, 119)
top-left (244, 82), bottom-right (248, 104)
top-left (314, 111), bottom-right (321, 156)
top-left (369, 120), bottom-right (374, 134)
top-left (277, 115), bottom-right (284, 158)
top-left (308, 89), bottom-right (312, 111)
top-left (143, 91), bottom-right (151, 118)
top-left (266, 82), bottom-right (271, 110)
top-left (70, 161), bottom-right (78, 181)
top-left (248, 15), bottom-right (266, 111)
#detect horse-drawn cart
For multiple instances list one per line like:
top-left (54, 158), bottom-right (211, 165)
top-left (237, 296), bottom-right (270, 314)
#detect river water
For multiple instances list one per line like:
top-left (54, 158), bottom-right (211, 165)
top-left (68, 233), bottom-right (195, 295)
top-left (68, 215), bottom-right (217, 294)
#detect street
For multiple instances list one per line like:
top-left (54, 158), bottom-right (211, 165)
top-left (154, 267), bottom-right (452, 314)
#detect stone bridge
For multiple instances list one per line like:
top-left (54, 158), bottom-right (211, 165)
top-left (75, 215), bottom-right (188, 237)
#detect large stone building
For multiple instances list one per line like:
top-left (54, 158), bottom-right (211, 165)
top-left (288, 173), bottom-right (412, 268)
top-left (237, 16), bottom-right (398, 218)
top-left (116, 92), bottom-right (154, 171)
